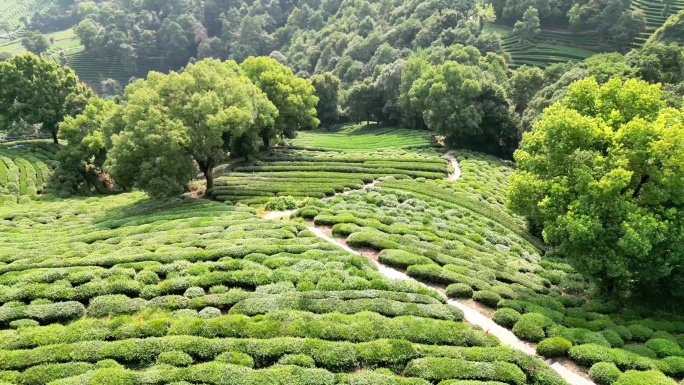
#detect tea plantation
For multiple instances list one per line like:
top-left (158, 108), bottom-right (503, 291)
top-left (0, 192), bottom-right (568, 385)
top-left (291, 148), bottom-right (684, 385)
top-left (4, 128), bottom-right (684, 384)
top-left (207, 147), bottom-right (450, 205)
top-left (0, 142), bottom-right (101, 204)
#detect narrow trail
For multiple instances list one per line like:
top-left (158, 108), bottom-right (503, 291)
top-left (446, 150), bottom-right (461, 181)
top-left (307, 226), bottom-right (594, 385)
top-left (258, 150), bottom-right (595, 385)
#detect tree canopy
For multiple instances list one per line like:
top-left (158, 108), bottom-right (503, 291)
top-left (0, 53), bottom-right (91, 143)
top-left (105, 59), bottom-right (277, 198)
top-left (508, 76), bottom-right (684, 299)
top-left (240, 56), bottom-right (319, 147)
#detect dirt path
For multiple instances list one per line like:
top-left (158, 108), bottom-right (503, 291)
top-left (258, 150), bottom-right (594, 384)
top-left (306, 226), bottom-right (595, 385)
top-left (446, 151), bottom-right (461, 181)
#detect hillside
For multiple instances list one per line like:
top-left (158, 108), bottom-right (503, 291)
top-left (3, 127), bottom-right (684, 384)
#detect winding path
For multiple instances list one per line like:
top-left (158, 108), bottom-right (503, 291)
top-left (447, 151), bottom-right (461, 181)
top-left (259, 151), bottom-right (595, 385)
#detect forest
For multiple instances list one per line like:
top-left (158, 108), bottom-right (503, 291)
top-left (2, 0), bottom-right (684, 384)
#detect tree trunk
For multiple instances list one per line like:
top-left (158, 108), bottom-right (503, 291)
top-left (51, 129), bottom-right (59, 144)
top-left (197, 160), bottom-right (214, 190)
top-left (205, 168), bottom-right (214, 190)
top-left (262, 135), bottom-right (270, 150)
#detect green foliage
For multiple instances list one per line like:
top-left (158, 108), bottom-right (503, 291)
top-left (509, 76), bottom-right (684, 299)
top-left (157, 351), bottom-right (194, 367)
top-left (277, 354), bottom-right (316, 368)
top-left (241, 56), bottom-right (319, 147)
top-left (493, 309), bottom-right (522, 328)
top-left (589, 362), bottom-right (622, 385)
top-left (644, 339), bottom-right (682, 358)
top-left (536, 337), bottom-right (572, 358)
top-left (513, 7), bottom-right (541, 43)
top-left (57, 97), bottom-right (117, 175)
top-left (20, 31), bottom-right (50, 55)
top-left (0, 53), bottom-right (91, 142)
top-left (512, 313), bottom-right (552, 342)
top-left (408, 60), bottom-right (519, 157)
top-left (265, 196), bottom-right (297, 211)
top-left (215, 352), bottom-right (255, 368)
top-left (446, 284), bottom-right (474, 299)
top-left (106, 58), bottom-right (278, 197)
top-left (473, 290), bottom-right (502, 307)
top-left (614, 370), bottom-right (676, 385)
top-left (311, 73), bottom-right (341, 126)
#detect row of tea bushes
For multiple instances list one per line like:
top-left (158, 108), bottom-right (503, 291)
top-left (208, 148), bottom-right (450, 205)
top-left (0, 141), bottom-right (105, 203)
top-left (0, 192), bottom-right (565, 384)
top-left (290, 149), bottom-right (684, 383)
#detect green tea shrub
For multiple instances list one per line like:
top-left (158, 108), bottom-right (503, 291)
top-left (19, 362), bottom-right (94, 385)
top-left (582, 300), bottom-right (620, 314)
top-left (157, 351), bottom-right (193, 367)
top-left (183, 287), bottom-right (205, 299)
top-left (627, 325), bottom-right (654, 342)
top-left (472, 291), bottom-right (501, 307)
top-left (569, 344), bottom-right (613, 367)
top-left (9, 319), bottom-right (39, 328)
top-left (379, 250), bottom-right (433, 269)
top-left (277, 354), bottom-right (316, 368)
top-left (215, 351), bottom-right (254, 368)
top-left (512, 313), bottom-right (551, 342)
top-left (148, 295), bottom-right (188, 310)
top-left (588, 362), bottom-right (621, 385)
top-left (87, 295), bottom-right (146, 317)
top-left (331, 223), bottom-right (360, 237)
top-left (614, 370), bottom-right (676, 385)
top-left (402, 357), bottom-right (526, 384)
top-left (198, 307), bottom-right (221, 319)
top-left (644, 338), bottom-right (681, 358)
top-left (90, 367), bottom-right (138, 385)
top-left (356, 339), bottom-right (416, 370)
top-left (650, 331), bottom-right (676, 341)
top-left (622, 345), bottom-right (657, 359)
top-left (536, 337), bottom-right (572, 358)
top-left (601, 329), bottom-right (625, 348)
top-left (265, 196), bottom-right (297, 211)
top-left (445, 283), bottom-right (473, 299)
top-left (661, 356), bottom-right (684, 377)
top-left (0, 301), bottom-right (86, 324)
top-left (135, 269), bottom-right (159, 285)
top-left (492, 308), bottom-right (521, 328)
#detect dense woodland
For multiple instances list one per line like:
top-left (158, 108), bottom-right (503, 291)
top-left (4, 0), bottom-right (684, 384)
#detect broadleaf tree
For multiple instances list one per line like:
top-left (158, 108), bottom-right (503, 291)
top-left (57, 97), bottom-right (117, 176)
top-left (0, 53), bottom-right (91, 143)
top-left (240, 56), bottom-right (319, 148)
top-left (105, 58), bottom-right (278, 198)
top-left (508, 76), bottom-right (684, 299)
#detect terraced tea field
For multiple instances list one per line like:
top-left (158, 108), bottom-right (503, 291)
top-left (0, 192), bottom-right (569, 385)
top-left (290, 125), bottom-right (437, 150)
top-left (285, 148), bottom-right (684, 384)
top-left (0, 141), bottom-right (102, 204)
top-left (208, 147), bottom-right (450, 205)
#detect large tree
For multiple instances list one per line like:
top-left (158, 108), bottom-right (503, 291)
top-left (57, 97), bottom-right (117, 175)
top-left (0, 53), bottom-right (91, 143)
top-left (240, 56), bottom-right (319, 148)
top-left (105, 59), bottom-right (277, 197)
top-left (311, 72), bottom-right (341, 126)
top-left (513, 6), bottom-right (541, 44)
top-left (509, 76), bottom-right (684, 299)
top-left (21, 30), bottom-right (50, 55)
top-left (409, 61), bottom-right (519, 156)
